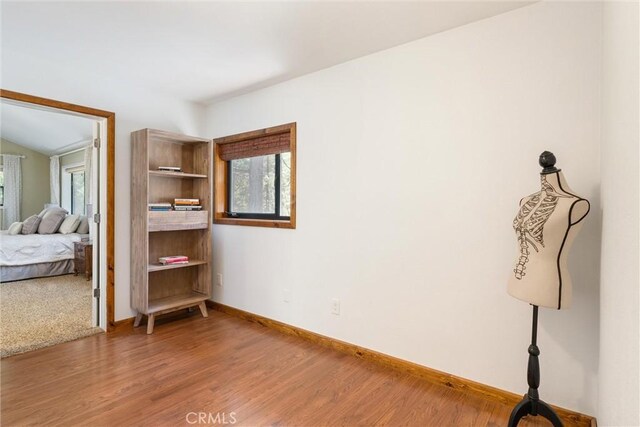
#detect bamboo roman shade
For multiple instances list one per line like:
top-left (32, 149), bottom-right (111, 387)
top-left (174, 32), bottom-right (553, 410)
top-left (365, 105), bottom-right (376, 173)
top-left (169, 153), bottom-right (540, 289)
top-left (218, 132), bottom-right (290, 161)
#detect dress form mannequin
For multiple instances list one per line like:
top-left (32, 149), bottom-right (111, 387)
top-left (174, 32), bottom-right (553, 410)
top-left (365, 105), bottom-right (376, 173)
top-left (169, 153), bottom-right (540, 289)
top-left (508, 151), bottom-right (590, 309)
top-left (507, 152), bottom-right (590, 427)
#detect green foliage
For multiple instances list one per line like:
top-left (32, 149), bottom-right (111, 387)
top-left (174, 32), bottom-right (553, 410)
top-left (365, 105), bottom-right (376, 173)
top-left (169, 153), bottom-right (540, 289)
top-left (71, 171), bottom-right (85, 215)
top-left (280, 153), bottom-right (291, 216)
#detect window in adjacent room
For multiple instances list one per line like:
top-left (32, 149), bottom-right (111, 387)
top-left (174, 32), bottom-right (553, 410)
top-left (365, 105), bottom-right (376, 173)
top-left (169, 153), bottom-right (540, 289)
top-left (71, 169), bottom-right (85, 215)
top-left (61, 164), bottom-right (85, 215)
top-left (214, 123), bottom-right (296, 228)
top-left (0, 167), bottom-right (4, 207)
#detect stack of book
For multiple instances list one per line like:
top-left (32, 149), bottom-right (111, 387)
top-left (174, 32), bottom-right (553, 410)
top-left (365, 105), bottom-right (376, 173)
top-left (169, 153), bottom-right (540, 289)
top-left (174, 198), bottom-right (202, 211)
top-left (149, 203), bottom-right (172, 211)
top-left (158, 255), bottom-right (189, 265)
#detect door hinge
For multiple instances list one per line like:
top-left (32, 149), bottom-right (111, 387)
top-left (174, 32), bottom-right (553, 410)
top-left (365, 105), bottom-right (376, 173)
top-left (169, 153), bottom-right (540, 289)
top-left (93, 288), bottom-right (100, 298)
top-left (93, 137), bottom-right (101, 149)
top-left (94, 213), bottom-right (101, 223)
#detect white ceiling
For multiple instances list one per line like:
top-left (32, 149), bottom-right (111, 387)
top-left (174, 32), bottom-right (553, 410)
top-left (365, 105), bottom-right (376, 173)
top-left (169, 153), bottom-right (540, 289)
top-left (1, 1), bottom-right (531, 105)
top-left (0, 101), bottom-right (94, 156)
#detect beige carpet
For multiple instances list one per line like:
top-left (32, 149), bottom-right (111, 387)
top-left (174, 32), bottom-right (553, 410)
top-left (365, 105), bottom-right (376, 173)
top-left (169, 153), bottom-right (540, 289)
top-left (0, 274), bottom-right (102, 358)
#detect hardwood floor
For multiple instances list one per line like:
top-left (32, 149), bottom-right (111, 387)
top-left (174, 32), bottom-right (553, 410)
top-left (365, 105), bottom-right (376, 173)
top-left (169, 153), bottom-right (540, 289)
top-left (1, 309), bottom-right (572, 426)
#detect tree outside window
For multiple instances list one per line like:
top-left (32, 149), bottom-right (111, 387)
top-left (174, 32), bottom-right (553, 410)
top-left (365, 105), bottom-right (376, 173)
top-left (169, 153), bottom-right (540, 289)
top-left (0, 169), bottom-right (4, 207)
top-left (71, 170), bottom-right (85, 215)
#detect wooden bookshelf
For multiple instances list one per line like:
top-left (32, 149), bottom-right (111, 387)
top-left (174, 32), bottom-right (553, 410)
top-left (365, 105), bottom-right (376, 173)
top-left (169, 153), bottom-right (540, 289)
top-left (131, 128), bottom-right (212, 334)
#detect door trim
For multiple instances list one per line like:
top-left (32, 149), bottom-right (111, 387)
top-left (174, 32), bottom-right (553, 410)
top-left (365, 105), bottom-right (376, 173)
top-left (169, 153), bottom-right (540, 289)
top-left (0, 89), bottom-right (116, 332)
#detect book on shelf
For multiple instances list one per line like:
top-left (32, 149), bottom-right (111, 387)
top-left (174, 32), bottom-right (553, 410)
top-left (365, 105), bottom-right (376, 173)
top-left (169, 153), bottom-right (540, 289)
top-left (158, 166), bottom-right (182, 172)
top-left (174, 198), bottom-right (200, 206)
top-left (161, 261), bottom-right (189, 265)
top-left (173, 205), bottom-right (202, 211)
top-left (149, 202), bottom-right (172, 211)
top-left (158, 255), bottom-right (189, 265)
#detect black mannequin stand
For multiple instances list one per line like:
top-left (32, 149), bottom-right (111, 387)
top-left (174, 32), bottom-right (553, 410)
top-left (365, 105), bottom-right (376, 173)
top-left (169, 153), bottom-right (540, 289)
top-left (508, 305), bottom-right (563, 427)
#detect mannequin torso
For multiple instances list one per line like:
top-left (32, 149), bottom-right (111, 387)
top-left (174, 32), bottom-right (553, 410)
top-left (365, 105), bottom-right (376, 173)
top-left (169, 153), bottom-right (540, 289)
top-left (508, 170), bottom-right (589, 309)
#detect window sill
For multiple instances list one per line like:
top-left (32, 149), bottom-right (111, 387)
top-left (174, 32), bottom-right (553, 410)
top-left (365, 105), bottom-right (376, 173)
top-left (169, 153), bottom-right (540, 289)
top-left (213, 216), bottom-right (295, 229)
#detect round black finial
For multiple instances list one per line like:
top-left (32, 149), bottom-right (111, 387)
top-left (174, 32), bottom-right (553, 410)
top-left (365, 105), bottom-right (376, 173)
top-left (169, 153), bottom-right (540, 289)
top-left (539, 151), bottom-right (559, 174)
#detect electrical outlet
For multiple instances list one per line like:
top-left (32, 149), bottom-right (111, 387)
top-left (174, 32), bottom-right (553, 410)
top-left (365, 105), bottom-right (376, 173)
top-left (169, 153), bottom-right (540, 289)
top-left (283, 288), bottom-right (291, 303)
top-left (216, 273), bottom-right (223, 287)
top-left (331, 298), bottom-right (340, 315)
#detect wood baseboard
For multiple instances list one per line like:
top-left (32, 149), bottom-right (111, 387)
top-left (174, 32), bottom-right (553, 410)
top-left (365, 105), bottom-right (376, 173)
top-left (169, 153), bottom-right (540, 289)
top-left (207, 300), bottom-right (596, 427)
top-left (111, 316), bottom-right (135, 333)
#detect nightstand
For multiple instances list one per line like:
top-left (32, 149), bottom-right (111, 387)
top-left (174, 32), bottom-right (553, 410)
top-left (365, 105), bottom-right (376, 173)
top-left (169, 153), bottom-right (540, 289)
top-left (74, 241), bottom-right (93, 281)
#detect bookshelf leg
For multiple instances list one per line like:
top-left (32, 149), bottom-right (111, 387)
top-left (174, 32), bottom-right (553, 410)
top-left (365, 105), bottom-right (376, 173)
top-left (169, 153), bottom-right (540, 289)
top-left (146, 314), bottom-right (155, 334)
top-left (198, 302), bottom-right (208, 318)
top-left (133, 313), bottom-right (143, 328)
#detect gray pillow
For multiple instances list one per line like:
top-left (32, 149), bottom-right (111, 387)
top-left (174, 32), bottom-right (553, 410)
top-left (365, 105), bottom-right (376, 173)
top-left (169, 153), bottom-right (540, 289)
top-left (8, 222), bottom-right (23, 235)
top-left (37, 207), bottom-right (68, 234)
top-left (21, 215), bottom-right (42, 234)
top-left (59, 214), bottom-right (81, 234)
top-left (38, 206), bottom-right (67, 217)
top-left (76, 215), bottom-right (90, 234)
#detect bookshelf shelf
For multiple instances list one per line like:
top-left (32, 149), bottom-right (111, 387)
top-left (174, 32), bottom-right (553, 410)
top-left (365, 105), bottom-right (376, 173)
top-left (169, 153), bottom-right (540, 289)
top-left (148, 291), bottom-right (209, 314)
top-left (148, 260), bottom-right (208, 272)
top-left (149, 170), bottom-right (207, 179)
top-left (131, 128), bottom-right (212, 334)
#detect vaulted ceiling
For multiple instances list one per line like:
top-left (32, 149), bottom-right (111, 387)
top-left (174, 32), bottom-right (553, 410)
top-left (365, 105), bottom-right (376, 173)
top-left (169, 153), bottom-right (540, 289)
top-left (1, 1), bottom-right (531, 105)
top-left (1, 101), bottom-right (94, 156)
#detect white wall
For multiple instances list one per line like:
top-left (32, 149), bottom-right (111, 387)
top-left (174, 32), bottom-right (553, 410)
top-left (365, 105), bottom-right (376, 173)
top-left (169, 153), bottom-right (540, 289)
top-left (1, 50), bottom-right (204, 321)
top-left (204, 2), bottom-right (603, 415)
top-left (599, 2), bottom-right (640, 426)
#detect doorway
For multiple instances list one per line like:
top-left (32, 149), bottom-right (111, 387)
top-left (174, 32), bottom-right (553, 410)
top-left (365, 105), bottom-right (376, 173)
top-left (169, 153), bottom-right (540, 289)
top-left (0, 89), bottom-right (115, 355)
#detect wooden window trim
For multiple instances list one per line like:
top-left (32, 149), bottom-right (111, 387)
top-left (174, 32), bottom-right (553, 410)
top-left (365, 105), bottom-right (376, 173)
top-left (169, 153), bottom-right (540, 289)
top-left (213, 122), bottom-right (296, 229)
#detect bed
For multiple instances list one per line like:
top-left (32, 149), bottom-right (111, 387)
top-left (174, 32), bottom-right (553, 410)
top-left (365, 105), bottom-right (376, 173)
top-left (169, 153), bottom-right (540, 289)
top-left (0, 232), bottom-right (90, 282)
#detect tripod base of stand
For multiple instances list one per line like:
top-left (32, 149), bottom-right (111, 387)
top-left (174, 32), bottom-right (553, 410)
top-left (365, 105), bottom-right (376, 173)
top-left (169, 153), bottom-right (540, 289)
top-left (508, 394), bottom-right (563, 427)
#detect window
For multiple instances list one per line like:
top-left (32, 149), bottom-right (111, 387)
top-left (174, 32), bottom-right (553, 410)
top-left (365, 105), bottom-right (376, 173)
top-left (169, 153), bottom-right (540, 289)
top-left (61, 164), bottom-right (85, 215)
top-left (228, 152), bottom-right (291, 219)
top-left (0, 168), bottom-right (4, 207)
top-left (214, 123), bottom-right (296, 228)
top-left (71, 170), bottom-right (85, 215)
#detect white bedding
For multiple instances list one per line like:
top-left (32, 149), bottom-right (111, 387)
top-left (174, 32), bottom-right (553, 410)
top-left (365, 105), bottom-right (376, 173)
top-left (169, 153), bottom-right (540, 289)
top-left (0, 232), bottom-right (89, 266)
